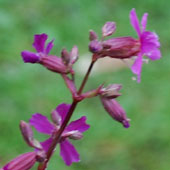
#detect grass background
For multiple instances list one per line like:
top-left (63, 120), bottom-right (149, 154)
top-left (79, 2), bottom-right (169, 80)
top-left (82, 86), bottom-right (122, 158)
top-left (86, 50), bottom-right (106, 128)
top-left (0, 0), bottom-right (170, 170)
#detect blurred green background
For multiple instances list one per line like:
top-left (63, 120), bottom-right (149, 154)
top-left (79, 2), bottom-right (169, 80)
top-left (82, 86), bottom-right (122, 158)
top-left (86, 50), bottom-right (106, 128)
top-left (0, 0), bottom-right (170, 170)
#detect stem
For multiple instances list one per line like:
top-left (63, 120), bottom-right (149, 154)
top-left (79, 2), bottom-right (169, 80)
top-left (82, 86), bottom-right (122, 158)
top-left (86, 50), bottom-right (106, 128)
top-left (38, 59), bottom-right (96, 170)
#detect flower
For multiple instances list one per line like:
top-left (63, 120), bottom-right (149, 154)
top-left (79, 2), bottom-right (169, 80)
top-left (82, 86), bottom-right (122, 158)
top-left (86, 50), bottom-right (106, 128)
top-left (21, 33), bottom-right (54, 63)
top-left (21, 34), bottom-right (71, 74)
top-left (29, 103), bottom-right (90, 166)
top-left (2, 152), bottom-right (36, 170)
top-left (130, 8), bottom-right (161, 82)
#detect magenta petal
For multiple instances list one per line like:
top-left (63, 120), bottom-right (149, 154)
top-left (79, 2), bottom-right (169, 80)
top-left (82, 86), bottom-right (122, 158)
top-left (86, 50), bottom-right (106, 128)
top-left (141, 13), bottom-right (148, 32)
top-left (45, 39), bottom-right (54, 54)
top-left (146, 48), bottom-right (161, 60)
top-left (40, 138), bottom-right (53, 153)
top-left (33, 34), bottom-right (48, 53)
top-left (60, 140), bottom-right (80, 166)
top-left (66, 116), bottom-right (90, 133)
top-left (131, 54), bottom-right (143, 83)
top-left (56, 103), bottom-right (71, 123)
top-left (29, 113), bottom-right (55, 134)
top-left (3, 152), bottom-right (36, 170)
top-left (21, 51), bottom-right (40, 63)
top-left (141, 31), bottom-right (160, 48)
top-left (129, 8), bottom-right (141, 36)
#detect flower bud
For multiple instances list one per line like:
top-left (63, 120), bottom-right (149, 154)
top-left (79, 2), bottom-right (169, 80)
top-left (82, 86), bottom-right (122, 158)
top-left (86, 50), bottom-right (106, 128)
top-left (51, 109), bottom-right (62, 125)
top-left (20, 121), bottom-right (34, 147)
top-left (70, 46), bottom-right (79, 64)
top-left (89, 30), bottom-right (98, 41)
top-left (89, 40), bottom-right (103, 53)
top-left (40, 55), bottom-right (69, 74)
top-left (100, 98), bottom-right (130, 128)
top-left (69, 131), bottom-right (83, 140)
top-left (20, 121), bottom-right (42, 149)
top-left (101, 37), bottom-right (140, 59)
top-left (100, 84), bottom-right (122, 99)
top-left (102, 22), bottom-right (116, 37)
top-left (2, 152), bottom-right (36, 170)
top-left (61, 48), bottom-right (71, 65)
top-left (62, 130), bottom-right (83, 140)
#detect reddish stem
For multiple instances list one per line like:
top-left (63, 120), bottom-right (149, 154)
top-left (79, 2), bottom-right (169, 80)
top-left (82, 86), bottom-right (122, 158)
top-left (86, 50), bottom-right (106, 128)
top-left (37, 59), bottom-right (96, 170)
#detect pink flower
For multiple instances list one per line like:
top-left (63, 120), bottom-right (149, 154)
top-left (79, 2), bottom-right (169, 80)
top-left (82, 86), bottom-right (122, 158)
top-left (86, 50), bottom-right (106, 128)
top-left (29, 103), bottom-right (90, 166)
top-left (130, 8), bottom-right (161, 82)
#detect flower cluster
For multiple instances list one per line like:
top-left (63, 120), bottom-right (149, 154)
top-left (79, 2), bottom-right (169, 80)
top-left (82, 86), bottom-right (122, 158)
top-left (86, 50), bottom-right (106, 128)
top-left (1, 9), bottom-right (161, 170)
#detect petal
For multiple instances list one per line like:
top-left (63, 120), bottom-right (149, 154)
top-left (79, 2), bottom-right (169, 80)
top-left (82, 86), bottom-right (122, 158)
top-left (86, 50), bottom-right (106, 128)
top-left (131, 54), bottom-right (143, 83)
top-left (146, 48), bottom-right (161, 60)
top-left (56, 103), bottom-right (71, 123)
top-left (60, 140), bottom-right (80, 166)
top-left (3, 152), bottom-right (36, 170)
top-left (40, 138), bottom-right (53, 153)
top-left (21, 51), bottom-right (40, 63)
top-left (32, 34), bottom-right (48, 53)
top-left (129, 8), bottom-right (141, 36)
top-left (141, 31), bottom-right (160, 48)
top-left (29, 113), bottom-right (55, 134)
top-left (66, 116), bottom-right (90, 133)
top-left (141, 13), bottom-right (148, 32)
top-left (45, 39), bottom-right (54, 54)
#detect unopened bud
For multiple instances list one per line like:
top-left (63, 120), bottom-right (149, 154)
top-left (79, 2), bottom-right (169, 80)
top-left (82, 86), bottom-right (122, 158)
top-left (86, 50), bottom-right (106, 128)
top-left (100, 98), bottom-right (130, 128)
top-left (20, 121), bottom-right (42, 149)
top-left (89, 30), bottom-right (98, 41)
top-left (89, 40), bottom-right (103, 53)
top-left (61, 48), bottom-right (71, 65)
top-left (100, 84), bottom-right (122, 99)
top-left (51, 109), bottom-right (62, 125)
top-left (102, 22), bottom-right (116, 37)
top-left (62, 130), bottom-right (83, 140)
top-left (69, 131), bottom-right (83, 140)
top-left (70, 46), bottom-right (79, 64)
top-left (20, 121), bottom-right (34, 147)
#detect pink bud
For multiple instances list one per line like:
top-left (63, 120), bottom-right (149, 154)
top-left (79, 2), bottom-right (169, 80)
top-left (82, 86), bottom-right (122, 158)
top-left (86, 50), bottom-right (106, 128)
top-left (100, 84), bottom-right (122, 99)
top-left (51, 109), bottom-right (62, 125)
top-left (69, 131), bottom-right (83, 140)
top-left (89, 30), bottom-right (98, 41)
top-left (61, 48), bottom-right (71, 65)
top-left (62, 130), bottom-right (83, 140)
top-left (101, 37), bottom-right (140, 59)
top-left (3, 152), bottom-right (36, 170)
top-left (20, 121), bottom-right (34, 147)
top-left (102, 22), bottom-right (116, 37)
top-left (70, 46), bottom-right (79, 64)
top-left (89, 40), bottom-right (103, 53)
top-left (20, 121), bottom-right (42, 149)
top-left (100, 98), bottom-right (130, 128)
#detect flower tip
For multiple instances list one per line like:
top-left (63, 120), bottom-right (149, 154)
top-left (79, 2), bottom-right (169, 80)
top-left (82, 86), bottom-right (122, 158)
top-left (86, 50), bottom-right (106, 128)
top-left (122, 119), bottom-right (130, 128)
